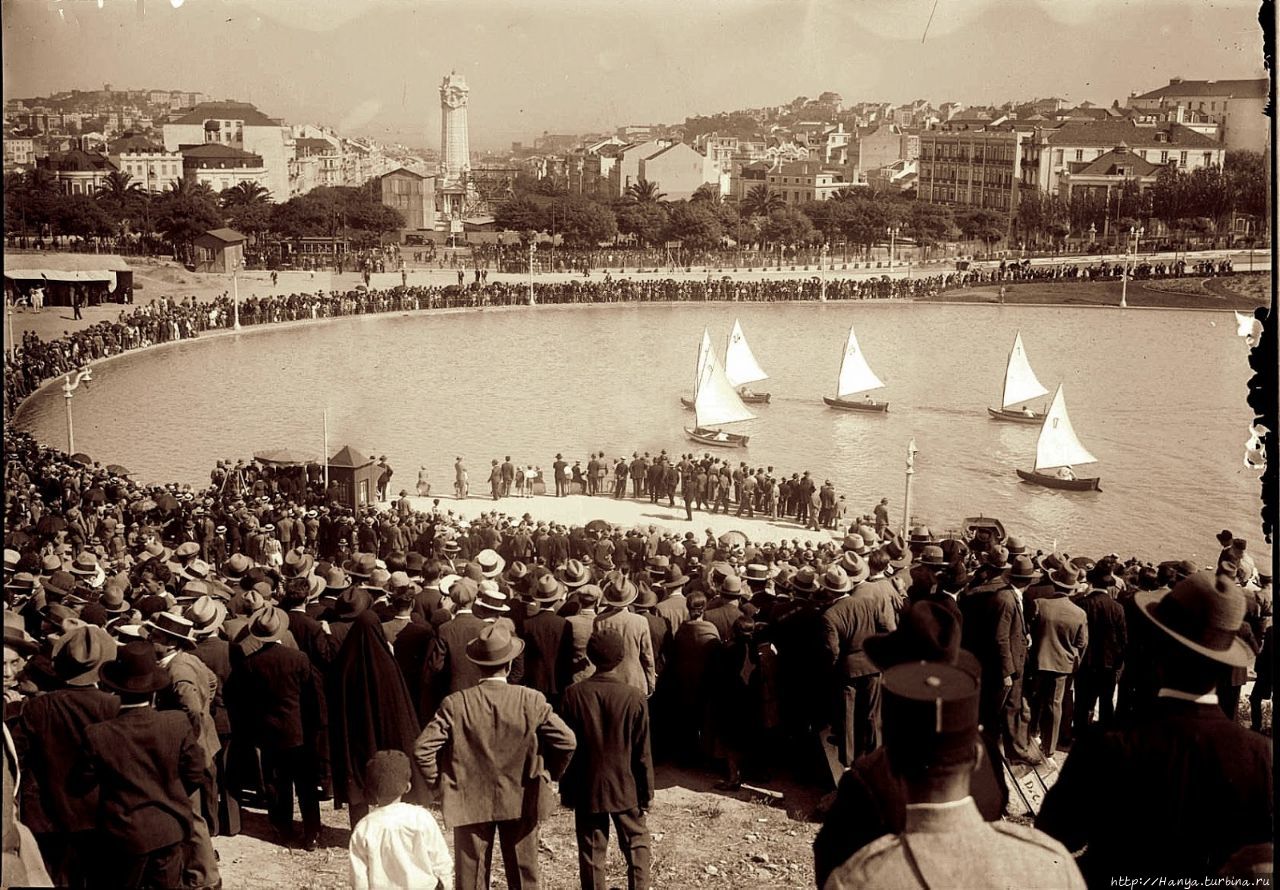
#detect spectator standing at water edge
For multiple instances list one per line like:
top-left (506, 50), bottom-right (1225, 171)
top-left (554, 453), bottom-right (569, 498)
top-left (454, 457), bottom-right (468, 499)
top-left (414, 624), bottom-right (577, 890)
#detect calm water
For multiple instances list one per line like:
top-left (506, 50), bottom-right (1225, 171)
top-left (15, 302), bottom-right (1267, 565)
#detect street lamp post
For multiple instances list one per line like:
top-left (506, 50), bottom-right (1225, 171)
top-left (4, 296), bottom-right (14, 363)
top-left (1120, 226), bottom-right (1143, 309)
top-left (232, 258), bottom-right (242, 330)
top-left (819, 242), bottom-right (829, 302)
top-left (62, 367), bottom-right (93, 455)
top-left (901, 438), bottom-right (918, 538)
top-left (528, 241), bottom-right (537, 306)
top-left (886, 226), bottom-right (900, 274)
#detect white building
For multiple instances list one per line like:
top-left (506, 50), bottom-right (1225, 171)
top-left (163, 101), bottom-right (293, 201)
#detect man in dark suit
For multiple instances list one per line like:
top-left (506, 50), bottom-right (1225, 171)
top-left (1038, 572), bottom-right (1273, 886)
top-left (822, 564), bottom-right (896, 766)
top-left (560, 631), bottom-right (654, 890)
top-left (1073, 564), bottom-right (1127, 735)
top-left (185, 595), bottom-right (240, 838)
top-left (430, 578), bottom-right (487, 699)
top-left (960, 551), bottom-right (1037, 765)
top-left (224, 607), bottom-right (328, 850)
top-left (553, 454), bottom-right (569, 498)
top-left (73, 641), bottom-right (208, 890)
top-left (415, 624), bottom-right (577, 890)
top-left (11, 626), bottom-right (119, 887)
top-left (281, 576), bottom-right (339, 670)
top-left (519, 575), bottom-right (572, 706)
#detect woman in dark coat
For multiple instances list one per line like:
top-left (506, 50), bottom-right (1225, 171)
top-left (326, 611), bottom-right (422, 828)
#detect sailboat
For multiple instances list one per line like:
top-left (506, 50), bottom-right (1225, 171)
top-left (1016, 384), bottom-right (1101, 491)
top-left (987, 331), bottom-right (1049, 424)
top-left (685, 334), bottom-right (754, 447)
top-left (823, 325), bottom-right (889, 412)
top-left (681, 320), bottom-right (770, 407)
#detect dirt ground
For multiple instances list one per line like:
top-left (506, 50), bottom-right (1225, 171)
top-left (930, 273), bottom-right (1271, 311)
top-left (215, 764), bottom-right (823, 889)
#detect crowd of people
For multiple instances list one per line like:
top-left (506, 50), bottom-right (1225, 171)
top-left (2, 419), bottom-right (1273, 888)
top-left (6, 252), bottom-right (1249, 417)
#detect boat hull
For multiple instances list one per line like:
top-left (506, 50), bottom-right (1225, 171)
top-left (987, 407), bottom-right (1043, 424)
top-left (824, 396), bottom-right (889, 413)
top-left (684, 427), bottom-right (749, 448)
top-left (682, 392), bottom-right (769, 409)
top-left (1016, 469), bottom-right (1101, 492)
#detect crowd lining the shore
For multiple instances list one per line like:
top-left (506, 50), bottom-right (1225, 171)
top-left (2, 420), bottom-right (1273, 888)
top-left (7, 256), bottom-right (1248, 418)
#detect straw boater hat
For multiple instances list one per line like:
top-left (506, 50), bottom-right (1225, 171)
top-left (145, 612), bottom-right (199, 648)
top-left (184, 596), bottom-right (228, 638)
top-left (465, 623), bottom-right (525, 666)
top-left (476, 580), bottom-right (511, 613)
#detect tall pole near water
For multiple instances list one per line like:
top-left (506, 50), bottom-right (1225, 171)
top-left (62, 367), bottom-right (93, 455)
top-left (322, 408), bottom-right (330, 491)
top-left (232, 258), bottom-right (242, 330)
top-left (528, 241), bottom-right (536, 306)
top-left (901, 438), bottom-right (918, 538)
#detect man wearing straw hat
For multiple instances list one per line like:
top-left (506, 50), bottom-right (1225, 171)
top-left (415, 623), bottom-right (577, 890)
top-left (1038, 571), bottom-right (1272, 886)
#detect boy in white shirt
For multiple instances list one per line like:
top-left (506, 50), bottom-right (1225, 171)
top-left (349, 750), bottom-right (453, 890)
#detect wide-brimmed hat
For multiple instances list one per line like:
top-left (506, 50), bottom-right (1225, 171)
top-left (324, 566), bottom-right (353, 593)
top-left (465, 623), bottom-right (525, 666)
top-left (166, 542), bottom-right (201, 573)
top-left (634, 584), bottom-right (659, 610)
top-left (145, 612), bottom-right (198, 647)
top-left (221, 553), bottom-right (253, 579)
top-left (505, 561), bottom-right (530, 585)
top-left (100, 580), bottom-right (131, 614)
top-left (476, 580), bottom-right (511, 613)
top-left (474, 549), bottom-right (505, 579)
top-left (4, 572), bottom-right (41, 595)
top-left (790, 566), bottom-right (820, 595)
top-left (42, 570), bottom-right (79, 603)
top-left (842, 533), bottom-right (870, 556)
top-left (176, 580), bottom-right (210, 604)
top-left (919, 544), bottom-right (947, 568)
top-left (334, 588), bottom-right (371, 619)
top-left (908, 525), bottom-right (934, 545)
top-left (866, 601), bottom-right (964, 671)
top-left (179, 559), bottom-right (211, 583)
top-left (533, 573), bottom-right (566, 604)
top-left (1137, 571), bottom-right (1251, 667)
top-left (1007, 554), bottom-right (1039, 582)
top-left (53, 625), bottom-right (117, 686)
top-left (821, 566), bottom-right (853, 595)
top-left (837, 552), bottom-right (870, 585)
top-left (249, 606), bottom-right (290, 643)
top-left (100, 640), bottom-right (170, 695)
top-left (744, 564), bottom-right (772, 585)
top-left (646, 555), bottom-right (671, 577)
top-left (603, 573), bottom-right (639, 608)
top-left (560, 559), bottom-right (590, 589)
top-left (184, 596), bottom-right (228, 637)
top-left (69, 552), bottom-right (105, 587)
top-left (282, 549), bottom-right (314, 579)
top-left (3, 611), bottom-right (39, 656)
top-left (985, 545), bottom-right (1011, 570)
top-left (1049, 564), bottom-right (1085, 592)
top-left (362, 568), bottom-right (392, 594)
top-left (347, 553), bottom-right (377, 579)
top-left (719, 575), bottom-right (746, 598)
top-left (661, 564), bottom-right (690, 590)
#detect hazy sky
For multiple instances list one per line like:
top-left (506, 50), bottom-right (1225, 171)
top-left (2, 0), bottom-right (1268, 150)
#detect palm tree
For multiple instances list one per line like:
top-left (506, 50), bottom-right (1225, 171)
top-left (625, 178), bottom-right (666, 204)
top-left (742, 184), bottom-right (783, 218)
top-left (96, 169), bottom-right (142, 203)
top-left (220, 180), bottom-right (272, 209)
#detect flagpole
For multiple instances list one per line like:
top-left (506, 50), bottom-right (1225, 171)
top-left (901, 438), bottom-right (917, 538)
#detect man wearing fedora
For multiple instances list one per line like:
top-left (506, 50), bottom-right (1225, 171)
top-left (560, 630), bottom-right (655, 890)
top-left (824, 662), bottom-right (1086, 889)
top-left (415, 624), bottom-right (577, 890)
top-left (74, 641), bottom-right (208, 890)
top-left (519, 574), bottom-right (571, 707)
top-left (594, 574), bottom-right (657, 698)
top-left (225, 607), bottom-right (329, 851)
top-left (1037, 571), bottom-right (1273, 886)
top-left (186, 595), bottom-right (240, 838)
top-left (146, 611), bottom-right (222, 888)
top-left (823, 562), bottom-right (896, 768)
top-left (704, 574), bottom-right (746, 643)
top-left (10, 625), bottom-right (118, 887)
top-left (1025, 563), bottom-right (1088, 760)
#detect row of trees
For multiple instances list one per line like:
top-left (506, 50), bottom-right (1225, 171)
top-left (1016, 151), bottom-right (1267, 247)
top-left (3, 169), bottom-right (403, 262)
top-left (494, 179), bottom-right (1007, 255)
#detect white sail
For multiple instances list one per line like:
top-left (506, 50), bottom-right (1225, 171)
top-left (1001, 331), bottom-right (1050, 408)
top-left (836, 325), bottom-right (885, 398)
top-left (693, 328), bottom-right (712, 395)
top-left (724, 319), bottom-right (769, 388)
top-left (695, 347), bottom-right (756, 427)
top-left (1034, 385), bottom-right (1098, 470)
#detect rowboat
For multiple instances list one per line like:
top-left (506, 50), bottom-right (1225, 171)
top-left (825, 325), bottom-right (888, 412)
top-left (684, 328), bottom-right (753, 448)
top-left (988, 331), bottom-right (1048, 423)
top-left (1017, 384), bottom-right (1101, 491)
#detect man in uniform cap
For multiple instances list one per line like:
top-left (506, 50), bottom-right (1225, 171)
top-left (1037, 572), bottom-right (1272, 886)
top-left (414, 624), bottom-right (577, 890)
top-left (823, 662), bottom-right (1085, 889)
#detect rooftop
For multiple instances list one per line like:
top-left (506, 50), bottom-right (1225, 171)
top-left (1041, 120), bottom-right (1220, 149)
top-left (180, 143), bottom-right (265, 162)
top-left (1133, 77), bottom-right (1268, 100)
top-left (1070, 147), bottom-right (1161, 178)
top-left (168, 101), bottom-right (280, 127)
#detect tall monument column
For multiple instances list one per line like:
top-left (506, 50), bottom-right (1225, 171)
top-left (439, 71), bottom-right (471, 184)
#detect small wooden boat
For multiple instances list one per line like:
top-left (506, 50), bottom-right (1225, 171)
top-left (685, 327), bottom-right (753, 449)
top-left (1016, 469), bottom-right (1101, 491)
top-left (989, 331), bottom-right (1049, 424)
top-left (825, 325), bottom-right (888, 412)
top-left (823, 396), bottom-right (889, 412)
top-left (684, 426), bottom-right (750, 447)
top-left (682, 390), bottom-right (770, 409)
top-left (724, 320), bottom-right (771, 403)
top-left (1017, 384), bottom-right (1101, 492)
